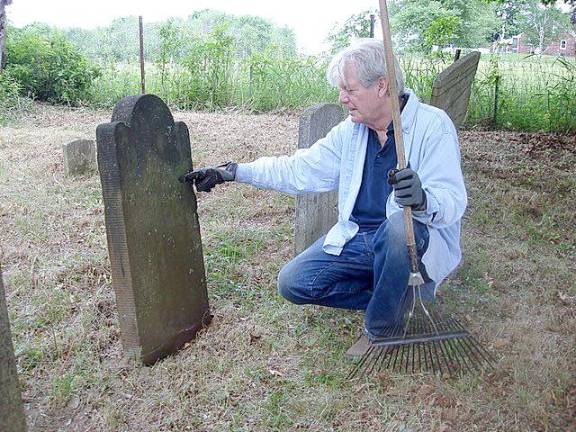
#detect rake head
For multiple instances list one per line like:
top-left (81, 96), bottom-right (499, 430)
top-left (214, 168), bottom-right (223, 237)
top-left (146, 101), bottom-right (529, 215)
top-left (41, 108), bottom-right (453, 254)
top-left (349, 286), bottom-right (495, 379)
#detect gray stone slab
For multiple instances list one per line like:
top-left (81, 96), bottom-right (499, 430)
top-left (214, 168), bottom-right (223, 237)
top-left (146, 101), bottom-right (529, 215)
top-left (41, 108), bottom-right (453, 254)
top-left (96, 94), bottom-right (210, 365)
top-left (430, 51), bottom-right (481, 129)
top-left (63, 139), bottom-right (97, 177)
top-left (294, 104), bottom-right (346, 255)
top-left (0, 265), bottom-right (27, 432)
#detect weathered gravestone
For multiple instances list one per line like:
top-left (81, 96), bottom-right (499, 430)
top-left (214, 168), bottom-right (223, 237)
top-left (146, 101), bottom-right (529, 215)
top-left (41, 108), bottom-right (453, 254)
top-left (63, 139), bottom-right (97, 177)
top-left (430, 51), bottom-right (481, 129)
top-left (294, 104), bottom-right (346, 255)
top-left (96, 94), bottom-right (210, 365)
top-left (0, 265), bottom-right (27, 432)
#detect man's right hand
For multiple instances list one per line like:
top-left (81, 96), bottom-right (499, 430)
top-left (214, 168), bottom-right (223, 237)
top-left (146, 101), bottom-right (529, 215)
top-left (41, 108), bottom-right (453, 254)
top-left (179, 162), bottom-right (237, 192)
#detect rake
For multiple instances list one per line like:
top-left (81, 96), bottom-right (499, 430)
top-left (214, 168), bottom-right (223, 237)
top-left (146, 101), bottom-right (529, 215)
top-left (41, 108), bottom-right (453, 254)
top-left (349, 0), bottom-right (495, 379)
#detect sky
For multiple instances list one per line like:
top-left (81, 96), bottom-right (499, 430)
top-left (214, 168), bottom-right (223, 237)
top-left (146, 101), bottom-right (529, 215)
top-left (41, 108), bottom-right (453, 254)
top-left (6, 0), bottom-right (382, 54)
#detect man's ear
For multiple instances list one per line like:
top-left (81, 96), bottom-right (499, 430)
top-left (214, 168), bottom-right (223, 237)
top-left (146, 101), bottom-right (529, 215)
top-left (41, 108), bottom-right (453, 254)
top-left (378, 77), bottom-right (389, 97)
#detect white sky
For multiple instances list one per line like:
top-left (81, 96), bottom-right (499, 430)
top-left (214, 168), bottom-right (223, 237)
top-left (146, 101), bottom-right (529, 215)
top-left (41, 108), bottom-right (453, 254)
top-left (6, 0), bottom-right (382, 54)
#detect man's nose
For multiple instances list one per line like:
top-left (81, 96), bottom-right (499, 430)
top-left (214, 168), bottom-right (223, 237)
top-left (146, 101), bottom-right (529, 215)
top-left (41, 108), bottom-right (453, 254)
top-left (339, 89), bottom-right (349, 104)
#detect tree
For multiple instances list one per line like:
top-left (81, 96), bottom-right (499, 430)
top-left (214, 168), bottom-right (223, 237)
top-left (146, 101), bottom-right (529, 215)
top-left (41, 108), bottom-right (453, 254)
top-left (520, 0), bottom-right (572, 52)
top-left (327, 9), bottom-right (376, 53)
top-left (388, 0), bottom-right (499, 51)
top-left (423, 15), bottom-right (462, 48)
top-left (0, 0), bottom-right (13, 70)
top-left (492, 0), bottom-right (530, 41)
top-left (156, 18), bottom-right (182, 84)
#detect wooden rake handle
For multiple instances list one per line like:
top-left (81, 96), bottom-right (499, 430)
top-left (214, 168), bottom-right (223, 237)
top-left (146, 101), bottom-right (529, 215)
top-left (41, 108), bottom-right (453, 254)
top-left (378, 0), bottom-right (420, 274)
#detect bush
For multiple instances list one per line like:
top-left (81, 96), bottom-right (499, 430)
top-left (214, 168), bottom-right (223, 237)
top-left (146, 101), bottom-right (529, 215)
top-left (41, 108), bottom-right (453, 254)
top-left (0, 72), bottom-right (32, 124)
top-left (5, 29), bottom-right (100, 105)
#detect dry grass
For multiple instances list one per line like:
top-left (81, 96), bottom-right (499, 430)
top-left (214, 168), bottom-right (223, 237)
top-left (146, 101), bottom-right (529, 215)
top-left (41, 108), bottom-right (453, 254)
top-left (0, 103), bottom-right (575, 431)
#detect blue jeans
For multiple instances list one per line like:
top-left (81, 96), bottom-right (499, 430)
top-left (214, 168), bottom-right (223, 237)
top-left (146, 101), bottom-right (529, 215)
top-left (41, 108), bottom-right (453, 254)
top-left (278, 212), bottom-right (433, 339)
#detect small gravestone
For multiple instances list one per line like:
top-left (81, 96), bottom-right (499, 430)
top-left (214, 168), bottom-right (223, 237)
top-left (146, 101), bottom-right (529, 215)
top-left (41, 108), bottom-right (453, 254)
top-left (430, 51), bottom-right (481, 129)
top-left (0, 265), bottom-right (27, 432)
top-left (63, 139), bottom-right (97, 177)
top-left (294, 104), bottom-right (346, 255)
top-left (96, 94), bottom-right (210, 365)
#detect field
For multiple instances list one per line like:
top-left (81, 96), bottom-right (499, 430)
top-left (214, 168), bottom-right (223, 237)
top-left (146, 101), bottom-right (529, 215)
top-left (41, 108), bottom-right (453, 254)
top-left (0, 103), bottom-right (575, 431)
top-left (80, 52), bottom-right (576, 133)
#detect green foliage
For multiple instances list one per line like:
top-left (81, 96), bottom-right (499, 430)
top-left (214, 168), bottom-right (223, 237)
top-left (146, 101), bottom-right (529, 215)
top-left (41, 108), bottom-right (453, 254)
top-left (519, 1), bottom-right (572, 51)
top-left (467, 53), bottom-right (576, 132)
top-left (5, 28), bottom-right (100, 104)
top-left (390, 0), bottom-right (499, 51)
top-left (156, 18), bottom-right (182, 85)
top-left (246, 51), bottom-right (335, 111)
top-left (0, 72), bottom-right (26, 123)
top-left (63, 10), bottom-right (297, 64)
top-left (181, 23), bottom-right (236, 108)
top-left (327, 10), bottom-right (376, 53)
top-left (424, 15), bottom-right (462, 48)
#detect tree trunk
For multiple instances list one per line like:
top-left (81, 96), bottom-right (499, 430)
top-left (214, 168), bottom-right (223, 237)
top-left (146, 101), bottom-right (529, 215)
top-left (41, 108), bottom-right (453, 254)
top-left (0, 2), bottom-right (7, 71)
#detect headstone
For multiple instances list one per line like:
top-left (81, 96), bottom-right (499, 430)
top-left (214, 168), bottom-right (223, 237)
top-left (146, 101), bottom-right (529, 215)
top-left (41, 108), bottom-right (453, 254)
top-left (430, 51), bottom-right (481, 129)
top-left (96, 94), bottom-right (210, 365)
top-left (0, 265), bottom-right (27, 432)
top-left (63, 139), bottom-right (97, 176)
top-left (294, 104), bottom-right (346, 255)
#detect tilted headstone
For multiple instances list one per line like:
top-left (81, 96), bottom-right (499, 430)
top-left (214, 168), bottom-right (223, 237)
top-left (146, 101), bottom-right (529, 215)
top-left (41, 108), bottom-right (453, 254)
top-left (63, 139), bottom-right (97, 176)
top-left (0, 265), bottom-right (27, 432)
top-left (294, 104), bottom-right (346, 255)
top-left (96, 94), bottom-right (210, 365)
top-left (430, 51), bottom-right (481, 129)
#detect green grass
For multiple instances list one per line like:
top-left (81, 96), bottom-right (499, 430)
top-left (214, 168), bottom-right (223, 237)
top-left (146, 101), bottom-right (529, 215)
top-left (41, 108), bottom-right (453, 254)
top-left (75, 52), bottom-right (576, 133)
top-left (1, 105), bottom-right (575, 431)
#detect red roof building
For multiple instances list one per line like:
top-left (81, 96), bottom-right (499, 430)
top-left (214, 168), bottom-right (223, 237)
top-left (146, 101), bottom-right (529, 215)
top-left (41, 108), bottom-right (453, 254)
top-left (511, 32), bottom-right (576, 57)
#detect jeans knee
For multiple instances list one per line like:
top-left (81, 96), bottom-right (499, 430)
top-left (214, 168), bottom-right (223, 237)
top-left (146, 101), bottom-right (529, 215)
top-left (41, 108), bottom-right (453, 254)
top-left (277, 262), bottom-right (305, 304)
top-left (374, 212), bottom-right (406, 254)
top-left (382, 211), bottom-right (406, 242)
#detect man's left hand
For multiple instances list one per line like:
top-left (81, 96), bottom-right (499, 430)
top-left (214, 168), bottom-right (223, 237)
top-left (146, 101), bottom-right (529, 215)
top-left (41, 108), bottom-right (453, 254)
top-left (388, 168), bottom-right (427, 211)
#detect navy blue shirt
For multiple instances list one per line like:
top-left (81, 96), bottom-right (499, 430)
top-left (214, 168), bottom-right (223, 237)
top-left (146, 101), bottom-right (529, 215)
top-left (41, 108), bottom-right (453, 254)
top-left (350, 126), bottom-right (398, 232)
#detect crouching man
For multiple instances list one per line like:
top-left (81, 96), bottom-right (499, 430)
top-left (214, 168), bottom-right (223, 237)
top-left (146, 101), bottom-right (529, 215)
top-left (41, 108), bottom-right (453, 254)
top-left (182, 39), bottom-right (467, 355)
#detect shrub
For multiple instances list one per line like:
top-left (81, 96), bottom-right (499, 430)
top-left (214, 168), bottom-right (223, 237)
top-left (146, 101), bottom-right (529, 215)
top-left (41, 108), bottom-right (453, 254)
top-left (0, 72), bottom-right (32, 124)
top-left (5, 29), bottom-right (100, 105)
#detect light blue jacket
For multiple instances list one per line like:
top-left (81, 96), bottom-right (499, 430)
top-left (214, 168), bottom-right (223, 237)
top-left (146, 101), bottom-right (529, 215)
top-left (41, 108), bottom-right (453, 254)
top-left (235, 90), bottom-right (467, 288)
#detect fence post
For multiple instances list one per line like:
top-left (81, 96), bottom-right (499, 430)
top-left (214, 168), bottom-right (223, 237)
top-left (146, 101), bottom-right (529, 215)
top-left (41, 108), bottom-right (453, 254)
top-left (370, 14), bottom-right (376, 38)
top-left (493, 75), bottom-right (500, 129)
top-left (139, 16), bottom-right (146, 94)
top-left (249, 64), bottom-right (253, 100)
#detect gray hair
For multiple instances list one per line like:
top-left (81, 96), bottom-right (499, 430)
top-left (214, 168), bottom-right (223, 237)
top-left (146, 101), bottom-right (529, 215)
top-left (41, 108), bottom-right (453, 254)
top-left (326, 38), bottom-right (405, 95)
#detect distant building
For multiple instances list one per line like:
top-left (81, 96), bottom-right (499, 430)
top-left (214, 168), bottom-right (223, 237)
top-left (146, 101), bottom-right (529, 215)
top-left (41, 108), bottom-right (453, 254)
top-left (510, 32), bottom-right (576, 57)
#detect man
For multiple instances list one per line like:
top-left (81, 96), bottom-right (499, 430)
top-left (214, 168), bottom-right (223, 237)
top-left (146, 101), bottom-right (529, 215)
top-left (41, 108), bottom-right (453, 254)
top-left (182, 39), bottom-right (467, 354)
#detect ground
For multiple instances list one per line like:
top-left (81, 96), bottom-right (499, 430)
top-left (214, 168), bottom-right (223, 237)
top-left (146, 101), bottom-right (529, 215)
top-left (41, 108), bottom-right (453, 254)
top-left (0, 103), bottom-right (574, 431)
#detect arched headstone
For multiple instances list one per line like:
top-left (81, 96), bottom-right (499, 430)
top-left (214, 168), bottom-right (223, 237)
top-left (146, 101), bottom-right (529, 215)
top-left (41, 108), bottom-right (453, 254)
top-left (96, 94), bottom-right (210, 365)
top-left (294, 104), bottom-right (346, 255)
top-left (0, 265), bottom-right (27, 432)
top-left (430, 51), bottom-right (481, 129)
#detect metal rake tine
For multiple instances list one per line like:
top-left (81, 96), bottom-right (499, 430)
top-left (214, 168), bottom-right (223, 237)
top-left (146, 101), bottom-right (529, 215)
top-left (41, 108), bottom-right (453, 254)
top-left (402, 284), bottom-right (417, 338)
top-left (348, 344), bottom-right (375, 379)
top-left (430, 340), bottom-right (444, 375)
top-left (449, 336), bottom-right (478, 374)
top-left (454, 319), bottom-right (497, 368)
top-left (417, 285), bottom-right (440, 335)
top-left (461, 334), bottom-right (496, 370)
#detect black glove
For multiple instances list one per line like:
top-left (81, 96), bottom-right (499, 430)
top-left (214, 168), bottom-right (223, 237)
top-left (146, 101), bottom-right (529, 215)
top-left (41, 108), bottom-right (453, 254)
top-left (388, 168), bottom-right (427, 211)
top-left (179, 162), bottom-right (237, 192)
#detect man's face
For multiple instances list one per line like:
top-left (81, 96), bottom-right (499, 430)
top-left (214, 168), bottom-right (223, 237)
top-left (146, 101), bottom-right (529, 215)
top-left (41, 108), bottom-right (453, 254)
top-left (338, 62), bottom-right (386, 126)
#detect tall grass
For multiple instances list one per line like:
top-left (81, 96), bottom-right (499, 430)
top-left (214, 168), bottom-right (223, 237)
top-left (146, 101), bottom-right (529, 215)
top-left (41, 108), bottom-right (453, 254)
top-left (468, 54), bottom-right (576, 133)
top-left (84, 52), bottom-right (576, 133)
top-left (87, 55), bottom-right (337, 112)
